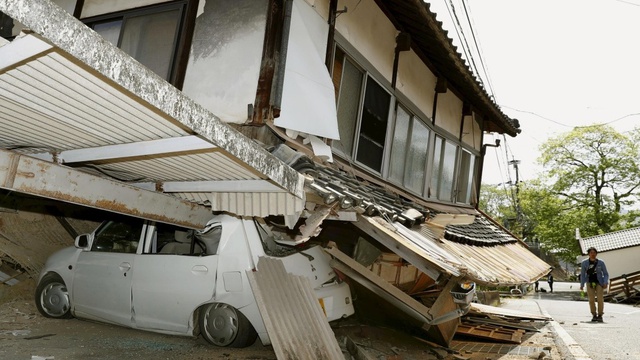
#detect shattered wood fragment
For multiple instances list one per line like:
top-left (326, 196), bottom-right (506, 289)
top-left (455, 323), bottom-right (525, 344)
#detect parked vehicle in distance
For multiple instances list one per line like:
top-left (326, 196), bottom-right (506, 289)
top-left (35, 213), bottom-right (354, 347)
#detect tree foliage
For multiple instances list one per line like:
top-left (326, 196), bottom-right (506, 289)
top-left (480, 125), bottom-right (640, 262)
top-left (478, 184), bottom-right (515, 221)
top-left (517, 181), bottom-right (593, 262)
top-left (539, 125), bottom-right (640, 233)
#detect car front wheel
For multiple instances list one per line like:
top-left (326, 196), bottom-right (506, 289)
top-left (199, 303), bottom-right (257, 347)
top-left (35, 273), bottom-right (72, 319)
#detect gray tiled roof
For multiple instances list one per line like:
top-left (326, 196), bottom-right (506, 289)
top-left (445, 215), bottom-right (517, 245)
top-left (308, 163), bottom-right (518, 246)
top-left (578, 227), bottom-right (640, 254)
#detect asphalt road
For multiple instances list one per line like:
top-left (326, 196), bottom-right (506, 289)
top-left (502, 281), bottom-right (640, 360)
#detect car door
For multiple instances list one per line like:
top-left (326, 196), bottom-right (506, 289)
top-left (72, 217), bottom-right (144, 327)
top-left (131, 222), bottom-right (219, 334)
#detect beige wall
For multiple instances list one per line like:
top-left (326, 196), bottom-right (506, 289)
top-left (335, 0), bottom-right (395, 83)
top-left (592, 248), bottom-right (640, 279)
top-left (397, 50), bottom-right (437, 120)
top-left (435, 91), bottom-right (463, 138)
top-left (462, 114), bottom-right (482, 150)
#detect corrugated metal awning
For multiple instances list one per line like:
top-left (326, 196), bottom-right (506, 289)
top-left (246, 256), bottom-right (344, 359)
top-left (0, 0), bottom-right (306, 219)
top-left (357, 216), bottom-right (550, 286)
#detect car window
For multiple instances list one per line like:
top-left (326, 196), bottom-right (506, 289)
top-left (154, 223), bottom-right (204, 255)
top-left (91, 218), bottom-right (143, 253)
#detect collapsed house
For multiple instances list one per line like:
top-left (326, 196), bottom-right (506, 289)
top-left (1, 0), bottom-right (550, 351)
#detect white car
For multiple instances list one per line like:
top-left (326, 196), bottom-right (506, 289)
top-left (35, 213), bottom-right (354, 347)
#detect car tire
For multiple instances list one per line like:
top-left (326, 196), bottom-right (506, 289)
top-left (199, 303), bottom-right (257, 347)
top-left (35, 273), bottom-right (73, 319)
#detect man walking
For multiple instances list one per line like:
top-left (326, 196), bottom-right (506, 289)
top-left (547, 273), bottom-right (554, 293)
top-left (580, 247), bottom-right (609, 322)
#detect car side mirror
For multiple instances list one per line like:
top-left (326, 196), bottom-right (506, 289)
top-left (75, 234), bottom-right (90, 250)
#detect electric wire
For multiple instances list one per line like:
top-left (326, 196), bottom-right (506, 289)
top-left (449, 0), bottom-right (484, 87)
top-left (502, 105), bottom-right (640, 129)
top-left (460, 0), bottom-right (497, 98)
top-left (611, 0), bottom-right (640, 6)
top-left (443, 0), bottom-right (481, 85)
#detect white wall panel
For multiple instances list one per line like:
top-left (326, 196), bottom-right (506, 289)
top-left (182, 0), bottom-right (267, 124)
top-left (275, 0), bottom-right (340, 139)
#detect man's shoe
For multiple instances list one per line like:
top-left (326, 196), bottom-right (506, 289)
top-left (591, 315), bottom-right (598, 322)
top-left (596, 315), bottom-right (603, 323)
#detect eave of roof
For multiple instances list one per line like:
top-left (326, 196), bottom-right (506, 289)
top-left (374, 0), bottom-right (520, 136)
top-left (578, 226), bottom-right (640, 254)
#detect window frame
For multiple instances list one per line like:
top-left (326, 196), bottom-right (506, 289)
top-left (330, 37), bottom-right (482, 206)
top-left (387, 102), bottom-right (431, 196)
top-left (352, 74), bottom-right (393, 174)
top-left (455, 147), bottom-right (478, 205)
top-left (82, 0), bottom-right (196, 89)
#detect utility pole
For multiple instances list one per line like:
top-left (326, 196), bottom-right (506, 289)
top-left (509, 159), bottom-right (523, 237)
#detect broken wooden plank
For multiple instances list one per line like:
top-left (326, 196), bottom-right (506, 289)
top-left (456, 323), bottom-right (524, 344)
top-left (326, 246), bottom-right (463, 347)
top-left (469, 303), bottom-right (551, 321)
top-left (465, 317), bottom-right (540, 332)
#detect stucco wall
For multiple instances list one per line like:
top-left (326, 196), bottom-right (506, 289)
top-left (397, 49), bottom-right (437, 120)
top-left (435, 91), bottom-right (463, 138)
top-left (181, 0), bottom-right (267, 123)
top-left (462, 114), bottom-right (481, 150)
top-left (594, 248), bottom-right (640, 279)
top-left (335, 0), bottom-right (395, 84)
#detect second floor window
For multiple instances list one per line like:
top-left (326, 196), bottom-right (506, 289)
top-left (456, 149), bottom-right (476, 204)
top-left (85, 2), bottom-right (187, 83)
top-left (333, 46), bottom-right (391, 173)
top-left (430, 135), bottom-right (457, 202)
top-left (389, 105), bottom-right (430, 194)
top-left (332, 44), bottom-right (479, 206)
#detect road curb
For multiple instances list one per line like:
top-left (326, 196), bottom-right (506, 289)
top-left (542, 308), bottom-right (592, 360)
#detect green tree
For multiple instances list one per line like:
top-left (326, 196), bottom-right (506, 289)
top-left (517, 181), bottom-right (594, 262)
top-left (539, 124), bottom-right (640, 234)
top-left (478, 184), bottom-right (516, 221)
top-left (479, 183), bottom-right (530, 238)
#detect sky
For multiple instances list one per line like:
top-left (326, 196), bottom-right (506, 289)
top-left (426, 0), bottom-right (640, 186)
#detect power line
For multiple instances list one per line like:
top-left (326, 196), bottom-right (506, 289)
top-left (444, 0), bottom-right (486, 91)
top-left (460, 0), bottom-right (496, 98)
top-left (501, 105), bottom-right (640, 129)
top-left (501, 106), bottom-right (573, 127)
top-left (442, 1), bottom-right (475, 74)
top-left (611, 0), bottom-right (640, 6)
